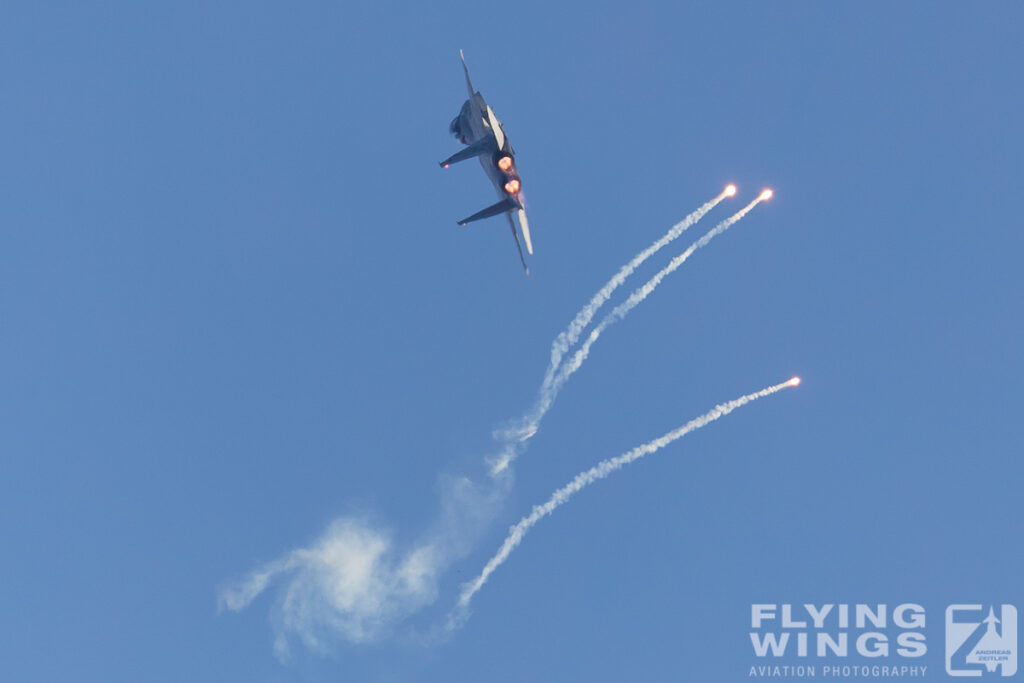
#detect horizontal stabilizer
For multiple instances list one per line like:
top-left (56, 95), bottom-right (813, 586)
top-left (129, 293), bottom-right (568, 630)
top-left (458, 197), bottom-right (518, 225)
top-left (439, 136), bottom-right (495, 167)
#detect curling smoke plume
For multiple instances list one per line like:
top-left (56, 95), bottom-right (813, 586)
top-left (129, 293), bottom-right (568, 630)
top-left (453, 376), bottom-right (800, 627)
top-left (219, 474), bottom-right (507, 658)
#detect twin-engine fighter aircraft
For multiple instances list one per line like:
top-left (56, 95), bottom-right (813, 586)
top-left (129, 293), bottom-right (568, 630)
top-left (440, 51), bottom-right (533, 274)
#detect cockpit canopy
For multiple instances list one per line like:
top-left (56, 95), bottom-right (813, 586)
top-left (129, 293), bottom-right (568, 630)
top-left (449, 100), bottom-right (473, 144)
top-left (449, 116), bottom-right (465, 144)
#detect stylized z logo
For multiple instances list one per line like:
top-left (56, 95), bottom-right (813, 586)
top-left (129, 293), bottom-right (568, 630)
top-left (947, 604), bottom-right (1018, 677)
top-left (948, 605), bottom-right (989, 676)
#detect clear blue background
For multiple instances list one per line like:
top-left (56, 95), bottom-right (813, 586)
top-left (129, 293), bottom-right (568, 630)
top-left (2, 2), bottom-right (1021, 681)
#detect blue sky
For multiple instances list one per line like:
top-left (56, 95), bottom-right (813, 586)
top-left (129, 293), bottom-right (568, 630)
top-left (2, 2), bottom-right (1022, 681)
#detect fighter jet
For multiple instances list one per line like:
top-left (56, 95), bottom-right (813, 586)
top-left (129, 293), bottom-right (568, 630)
top-left (440, 51), bottom-right (533, 274)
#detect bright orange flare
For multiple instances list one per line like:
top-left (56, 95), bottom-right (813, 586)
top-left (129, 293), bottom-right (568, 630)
top-left (504, 179), bottom-right (521, 194)
top-left (724, 184), bottom-right (737, 197)
top-left (497, 156), bottom-right (513, 171)
top-left (760, 189), bottom-right (774, 201)
top-left (788, 376), bottom-right (801, 386)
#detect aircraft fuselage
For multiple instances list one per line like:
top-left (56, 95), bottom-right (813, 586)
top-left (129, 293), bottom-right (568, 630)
top-left (441, 51), bottom-right (533, 271)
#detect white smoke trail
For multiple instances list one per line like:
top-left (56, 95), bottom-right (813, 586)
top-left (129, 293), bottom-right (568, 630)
top-left (453, 376), bottom-right (800, 626)
top-left (492, 189), bottom-right (731, 453)
top-left (543, 188), bottom-right (734, 392)
top-left (550, 195), bottom-right (768, 390)
top-left (490, 194), bottom-right (768, 475)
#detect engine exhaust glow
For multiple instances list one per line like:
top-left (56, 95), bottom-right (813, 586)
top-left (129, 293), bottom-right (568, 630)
top-left (498, 156), bottom-right (513, 171)
top-left (504, 179), bottom-right (521, 194)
